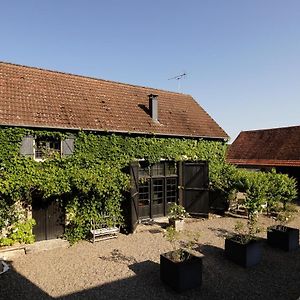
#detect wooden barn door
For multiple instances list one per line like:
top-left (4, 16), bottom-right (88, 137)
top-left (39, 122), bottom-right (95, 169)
top-left (182, 161), bottom-right (209, 217)
top-left (129, 162), bottom-right (139, 233)
top-left (32, 199), bottom-right (64, 241)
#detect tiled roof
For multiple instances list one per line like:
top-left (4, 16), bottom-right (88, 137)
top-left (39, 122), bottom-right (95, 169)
top-left (227, 126), bottom-right (300, 167)
top-left (0, 61), bottom-right (228, 139)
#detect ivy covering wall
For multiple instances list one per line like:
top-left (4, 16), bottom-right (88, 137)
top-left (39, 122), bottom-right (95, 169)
top-left (0, 127), bottom-right (233, 244)
top-left (0, 126), bottom-right (297, 245)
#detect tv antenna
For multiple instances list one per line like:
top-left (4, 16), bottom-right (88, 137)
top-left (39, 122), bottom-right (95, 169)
top-left (168, 73), bottom-right (187, 92)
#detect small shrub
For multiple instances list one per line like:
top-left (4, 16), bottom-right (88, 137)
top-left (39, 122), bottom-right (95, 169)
top-left (264, 171), bottom-right (297, 213)
top-left (0, 219), bottom-right (36, 246)
top-left (168, 203), bottom-right (189, 220)
top-left (232, 220), bottom-right (262, 244)
top-left (274, 203), bottom-right (298, 230)
top-left (163, 226), bottom-right (200, 262)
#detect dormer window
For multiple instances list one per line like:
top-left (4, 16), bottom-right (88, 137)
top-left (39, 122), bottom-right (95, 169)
top-left (34, 137), bottom-right (61, 161)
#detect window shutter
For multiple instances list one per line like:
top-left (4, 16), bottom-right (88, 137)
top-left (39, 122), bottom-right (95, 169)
top-left (62, 136), bottom-right (75, 157)
top-left (20, 136), bottom-right (34, 157)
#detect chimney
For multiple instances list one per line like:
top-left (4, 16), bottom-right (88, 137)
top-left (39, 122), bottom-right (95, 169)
top-left (149, 94), bottom-right (159, 123)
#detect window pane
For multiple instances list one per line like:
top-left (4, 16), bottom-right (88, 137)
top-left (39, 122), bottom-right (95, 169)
top-left (139, 161), bottom-right (150, 178)
top-left (166, 178), bottom-right (178, 203)
top-left (138, 180), bottom-right (150, 206)
top-left (152, 178), bottom-right (164, 204)
top-left (152, 163), bottom-right (164, 176)
top-left (35, 137), bottom-right (61, 159)
top-left (165, 162), bottom-right (177, 175)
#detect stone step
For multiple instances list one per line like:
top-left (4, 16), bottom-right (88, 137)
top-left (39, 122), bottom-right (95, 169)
top-left (25, 239), bottom-right (69, 254)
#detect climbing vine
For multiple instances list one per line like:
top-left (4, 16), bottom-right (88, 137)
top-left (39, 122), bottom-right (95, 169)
top-left (0, 127), bottom-right (233, 244)
top-left (1, 126), bottom-right (295, 245)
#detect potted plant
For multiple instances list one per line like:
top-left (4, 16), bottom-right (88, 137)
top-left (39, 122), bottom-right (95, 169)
top-left (160, 226), bottom-right (203, 292)
top-left (267, 204), bottom-right (299, 251)
top-left (225, 218), bottom-right (262, 268)
top-left (225, 172), bottom-right (264, 267)
top-left (264, 173), bottom-right (299, 251)
top-left (168, 203), bottom-right (189, 232)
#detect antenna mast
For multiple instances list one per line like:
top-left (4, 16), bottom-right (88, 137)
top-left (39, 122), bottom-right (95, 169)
top-left (168, 73), bottom-right (187, 92)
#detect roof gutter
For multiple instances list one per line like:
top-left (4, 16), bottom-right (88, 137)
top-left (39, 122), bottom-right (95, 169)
top-left (0, 122), bottom-right (228, 141)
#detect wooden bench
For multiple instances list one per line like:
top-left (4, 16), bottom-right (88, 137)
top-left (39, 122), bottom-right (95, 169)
top-left (90, 218), bottom-right (119, 243)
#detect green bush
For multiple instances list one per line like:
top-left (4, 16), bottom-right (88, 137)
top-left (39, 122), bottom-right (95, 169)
top-left (0, 219), bottom-right (36, 246)
top-left (0, 128), bottom-right (233, 244)
top-left (264, 170), bottom-right (298, 213)
top-left (229, 168), bottom-right (298, 237)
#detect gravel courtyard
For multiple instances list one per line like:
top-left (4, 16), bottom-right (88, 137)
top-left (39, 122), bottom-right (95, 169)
top-left (1, 214), bottom-right (300, 300)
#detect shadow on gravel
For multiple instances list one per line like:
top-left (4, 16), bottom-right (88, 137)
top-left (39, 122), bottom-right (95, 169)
top-left (207, 227), bottom-right (234, 239)
top-left (128, 259), bottom-right (159, 275)
top-left (197, 243), bottom-right (225, 258)
top-left (1, 245), bottom-right (300, 300)
top-left (0, 261), bottom-right (52, 300)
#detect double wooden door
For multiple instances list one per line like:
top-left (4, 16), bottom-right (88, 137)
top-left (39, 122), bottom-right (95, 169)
top-left (129, 160), bottom-right (209, 232)
top-left (32, 199), bottom-right (64, 241)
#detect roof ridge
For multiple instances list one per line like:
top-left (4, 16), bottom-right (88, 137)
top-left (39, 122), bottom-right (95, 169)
top-left (241, 124), bottom-right (300, 133)
top-left (0, 60), bottom-right (189, 97)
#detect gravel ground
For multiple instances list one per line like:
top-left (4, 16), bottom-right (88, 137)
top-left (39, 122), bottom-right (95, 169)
top-left (1, 213), bottom-right (300, 300)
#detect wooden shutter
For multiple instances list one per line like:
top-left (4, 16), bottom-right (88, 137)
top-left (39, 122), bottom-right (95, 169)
top-left (62, 136), bottom-right (75, 157)
top-left (20, 136), bottom-right (34, 158)
top-left (182, 160), bottom-right (209, 217)
top-left (129, 161), bottom-right (139, 233)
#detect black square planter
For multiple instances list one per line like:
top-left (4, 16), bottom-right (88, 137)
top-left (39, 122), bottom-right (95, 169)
top-left (160, 250), bottom-right (203, 292)
top-left (225, 237), bottom-right (262, 267)
top-left (267, 225), bottom-right (299, 251)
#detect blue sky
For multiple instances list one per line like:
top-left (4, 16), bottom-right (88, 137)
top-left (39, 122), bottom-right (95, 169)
top-left (1, 0), bottom-right (299, 141)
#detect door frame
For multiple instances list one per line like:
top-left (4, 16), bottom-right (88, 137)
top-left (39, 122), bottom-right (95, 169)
top-left (32, 199), bottom-right (65, 241)
top-left (135, 161), bottom-right (178, 221)
top-left (181, 160), bottom-right (209, 217)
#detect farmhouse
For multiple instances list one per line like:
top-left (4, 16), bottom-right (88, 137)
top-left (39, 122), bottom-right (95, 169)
top-left (227, 126), bottom-right (300, 198)
top-left (0, 61), bottom-right (228, 242)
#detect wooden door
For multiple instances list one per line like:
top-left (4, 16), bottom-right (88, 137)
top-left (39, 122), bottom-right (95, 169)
top-left (129, 162), bottom-right (139, 233)
top-left (182, 161), bottom-right (209, 217)
top-left (32, 200), bottom-right (64, 241)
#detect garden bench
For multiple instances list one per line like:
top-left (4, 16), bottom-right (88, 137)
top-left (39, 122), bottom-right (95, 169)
top-left (90, 218), bottom-right (119, 243)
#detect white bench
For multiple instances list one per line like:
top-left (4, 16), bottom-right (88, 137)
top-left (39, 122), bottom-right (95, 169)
top-left (90, 219), bottom-right (119, 243)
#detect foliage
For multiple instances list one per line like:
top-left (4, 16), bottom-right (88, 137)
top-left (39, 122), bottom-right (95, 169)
top-left (163, 226), bottom-right (201, 262)
top-left (234, 169), bottom-right (298, 217)
top-left (264, 170), bottom-right (298, 213)
top-left (0, 127), bottom-right (231, 245)
top-left (230, 169), bottom-right (297, 242)
top-left (275, 203), bottom-right (298, 228)
top-left (0, 127), bottom-right (297, 245)
top-left (164, 225), bottom-right (180, 249)
top-left (168, 203), bottom-right (189, 220)
top-left (0, 200), bottom-right (18, 230)
top-left (232, 220), bottom-right (261, 244)
top-left (0, 219), bottom-right (36, 246)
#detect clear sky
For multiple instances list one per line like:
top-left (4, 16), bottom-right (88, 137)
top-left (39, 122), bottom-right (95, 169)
top-left (1, 0), bottom-right (299, 141)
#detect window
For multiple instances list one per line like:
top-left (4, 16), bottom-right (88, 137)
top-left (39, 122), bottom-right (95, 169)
top-left (138, 160), bottom-right (178, 210)
top-left (20, 135), bottom-right (74, 159)
top-left (34, 137), bottom-right (61, 160)
top-left (166, 178), bottom-right (178, 203)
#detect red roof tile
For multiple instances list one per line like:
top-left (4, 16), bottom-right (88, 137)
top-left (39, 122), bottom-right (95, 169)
top-left (227, 126), bottom-right (300, 167)
top-left (0, 62), bottom-right (228, 139)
